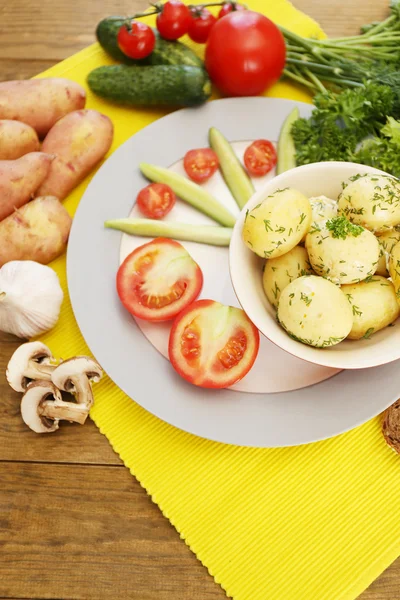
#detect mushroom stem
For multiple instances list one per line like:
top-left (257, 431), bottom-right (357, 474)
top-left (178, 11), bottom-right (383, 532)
top-left (25, 362), bottom-right (56, 381)
top-left (39, 399), bottom-right (90, 425)
top-left (74, 374), bottom-right (95, 409)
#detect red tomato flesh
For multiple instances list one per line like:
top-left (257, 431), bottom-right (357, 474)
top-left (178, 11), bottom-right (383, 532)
top-left (218, 2), bottom-right (245, 18)
top-left (169, 299), bottom-right (260, 388)
top-left (183, 148), bottom-right (219, 183)
top-left (188, 9), bottom-right (217, 43)
top-left (205, 11), bottom-right (286, 97)
top-left (137, 183), bottom-right (176, 219)
top-left (244, 140), bottom-right (277, 176)
top-left (156, 0), bottom-right (192, 40)
top-left (117, 238), bottom-right (203, 322)
top-left (117, 21), bottom-right (156, 60)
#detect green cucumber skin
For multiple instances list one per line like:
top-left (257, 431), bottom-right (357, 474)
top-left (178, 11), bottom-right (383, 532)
top-left (209, 127), bottom-right (255, 210)
top-left (87, 65), bottom-right (211, 107)
top-left (96, 17), bottom-right (203, 68)
top-left (277, 107), bottom-right (299, 175)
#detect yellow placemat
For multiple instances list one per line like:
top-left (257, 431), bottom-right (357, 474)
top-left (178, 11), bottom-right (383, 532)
top-left (34, 1), bottom-right (400, 598)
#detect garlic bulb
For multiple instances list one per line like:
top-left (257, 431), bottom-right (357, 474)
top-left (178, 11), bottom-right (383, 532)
top-left (0, 261), bottom-right (63, 338)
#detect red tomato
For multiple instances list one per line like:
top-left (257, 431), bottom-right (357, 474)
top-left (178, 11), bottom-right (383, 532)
top-left (136, 183), bottom-right (176, 219)
top-left (244, 140), bottom-right (277, 176)
top-left (218, 2), bottom-right (245, 18)
top-left (169, 299), bottom-right (260, 388)
top-left (117, 239), bottom-right (203, 322)
top-left (205, 11), bottom-right (286, 97)
top-left (156, 0), bottom-right (191, 40)
top-left (117, 21), bottom-right (156, 60)
top-left (188, 8), bottom-right (217, 43)
top-left (183, 148), bottom-right (219, 183)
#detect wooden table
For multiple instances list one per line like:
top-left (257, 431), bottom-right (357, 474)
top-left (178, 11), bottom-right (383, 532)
top-left (0, 1), bottom-right (397, 598)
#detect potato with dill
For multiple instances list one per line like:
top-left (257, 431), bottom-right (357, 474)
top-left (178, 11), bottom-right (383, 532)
top-left (375, 228), bottom-right (400, 276)
top-left (341, 276), bottom-right (399, 340)
top-left (338, 174), bottom-right (400, 234)
top-left (389, 240), bottom-right (400, 303)
top-left (243, 188), bottom-right (312, 259)
top-left (262, 246), bottom-right (313, 309)
top-left (277, 275), bottom-right (353, 348)
top-left (305, 216), bottom-right (380, 285)
top-left (309, 195), bottom-right (338, 223)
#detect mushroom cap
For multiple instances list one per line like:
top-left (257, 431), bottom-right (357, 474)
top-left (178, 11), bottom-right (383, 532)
top-left (7, 341), bottom-right (54, 392)
top-left (51, 356), bottom-right (103, 392)
top-left (20, 380), bottom-right (61, 434)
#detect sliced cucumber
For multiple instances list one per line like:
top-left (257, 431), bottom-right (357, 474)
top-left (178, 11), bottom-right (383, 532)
top-left (139, 163), bottom-right (235, 228)
top-left (209, 127), bottom-right (255, 210)
top-left (104, 218), bottom-right (232, 246)
top-left (276, 107), bottom-right (299, 175)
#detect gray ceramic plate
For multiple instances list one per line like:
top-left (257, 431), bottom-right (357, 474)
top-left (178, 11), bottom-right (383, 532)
top-left (67, 97), bottom-right (400, 447)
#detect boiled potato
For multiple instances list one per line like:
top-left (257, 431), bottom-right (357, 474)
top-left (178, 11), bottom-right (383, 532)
top-left (309, 195), bottom-right (338, 223)
top-left (338, 174), bottom-right (400, 233)
top-left (389, 240), bottom-right (400, 304)
top-left (305, 216), bottom-right (380, 285)
top-left (243, 188), bottom-right (312, 259)
top-left (277, 275), bottom-right (353, 347)
top-left (375, 229), bottom-right (400, 276)
top-left (262, 246), bottom-right (313, 309)
top-left (341, 276), bottom-right (399, 340)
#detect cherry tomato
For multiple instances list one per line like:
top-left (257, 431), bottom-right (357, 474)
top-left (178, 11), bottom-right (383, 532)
top-left (117, 21), bottom-right (156, 60)
top-left (244, 140), bottom-right (277, 176)
top-left (117, 238), bottom-right (203, 322)
top-left (169, 299), bottom-right (260, 388)
top-left (188, 8), bottom-right (217, 43)
top-left (218, 2), bottom-right (245, 18)
top-left (156, 0), bottom-right (192, 40)
top-left (205, 11), bottom-right (286, 97)
top-left (183, 148), bottom-right (219, 183)
top-left (136, 183), bottom-right (176, 219)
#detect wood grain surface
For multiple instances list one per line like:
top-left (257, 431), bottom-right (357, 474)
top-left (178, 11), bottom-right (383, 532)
top-left (0, 1), bottom-right (398, 599)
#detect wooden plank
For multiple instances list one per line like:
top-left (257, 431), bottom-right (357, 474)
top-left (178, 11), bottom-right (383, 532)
top-left (0, 462), bottom-right (224, 600)
top-left (0, 333), bottom-right (121, 464)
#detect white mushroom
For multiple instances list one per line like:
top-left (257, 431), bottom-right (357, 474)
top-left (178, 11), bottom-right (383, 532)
top-left (7, 341), bottom-right (58, 392)
top-left (51, 356), bottom-right (103, 409)
top-left (20, 380), bottom-right (90, 434)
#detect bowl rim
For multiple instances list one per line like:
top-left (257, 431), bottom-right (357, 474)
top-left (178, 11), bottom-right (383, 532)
top-left (228, 160), bottom-right (400, 370)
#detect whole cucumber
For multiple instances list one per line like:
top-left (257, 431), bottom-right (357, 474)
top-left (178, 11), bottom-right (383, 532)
top-left (87, 65), bottom-right (211, 107)
top-left (96, 17), bottom-right (203, 68)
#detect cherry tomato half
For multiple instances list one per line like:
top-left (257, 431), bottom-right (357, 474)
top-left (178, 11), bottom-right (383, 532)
top-left (136, 183), bottom-right (176, 219)
top-left (188, 8), bottom-right (217, 43)
top-left (205, 11), bottom-right (286, 97)
top-left (169, 299), bottom-right (260, 388)
top-left (218, 2), bottom-right (246, 18)
top-left (117, 21), bottom-right (156, 60)
top-left (183, 148), bottom-right (219, 183)
top-left (244, 140), bottom-right (277, 176)
top-left (156, 0), bottom-right (192, 40)
top-left (117, 238), bottom-right (203, 322)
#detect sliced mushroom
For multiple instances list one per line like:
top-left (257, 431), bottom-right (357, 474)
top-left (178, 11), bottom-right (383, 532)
top-left (7, 341), bottom-right (58, 392)
top-left (51, 356), bottom-right (103, 410)
top-left (21, 380), bottom-right (90, 434)
top-left (382, 397), bottom-right (400, 454)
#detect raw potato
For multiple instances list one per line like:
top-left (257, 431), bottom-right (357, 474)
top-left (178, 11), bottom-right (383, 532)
top-left (341, 276), bottom-right (399, 340)
top-left (338, 174), bottom-right (400, 233)
top-left (0, 196), bottom-right (72, 267)
top-left (0, 120), bottom-right (39, 159)
top-left (277, 275), bottom-right (353, 348)
top-left (375, 229), bottom-right (400, 276)
top-left (36, 109), bottom-right (114, 200)
top-left (389, 240), bottom-right (400, 303)
top-left (243, 188), bottom-right (312, 259)
top-left (0, 152), bottom-right (53, 222)
top-left (305, 221), bottom-right (380, 284)
top-left (262, 246), bottom-right (313, 309)
top-left (0, 78), bottom-right (86, 138)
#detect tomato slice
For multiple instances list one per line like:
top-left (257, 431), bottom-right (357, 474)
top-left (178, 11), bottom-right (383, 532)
top-left (136, 183), bottom-right (176, 219)
top-left (183, 148), bottom-right (219, 183)
top-left (117, 238), bottom-right (203, 322)
top-left (244, 140), bottom-right (277, 177)
top-left (169, 299), bottom-right (260, 388)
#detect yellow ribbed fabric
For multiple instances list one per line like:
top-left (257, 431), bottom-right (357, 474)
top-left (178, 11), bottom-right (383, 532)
top-left (33, 2), bottom-right (400, 599)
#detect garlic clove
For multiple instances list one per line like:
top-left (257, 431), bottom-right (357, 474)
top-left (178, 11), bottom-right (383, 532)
top-left (0, 261), bottom-right (63, 338)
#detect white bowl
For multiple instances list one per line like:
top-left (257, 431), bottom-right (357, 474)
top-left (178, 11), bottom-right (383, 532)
top-left (229, 161), bottom-right (400, 370)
